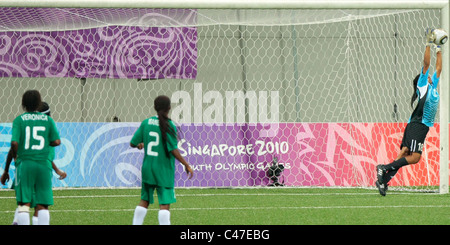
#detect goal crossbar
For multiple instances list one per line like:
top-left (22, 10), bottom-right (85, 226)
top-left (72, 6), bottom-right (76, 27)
top-left (0, 0), bottom-right (448, 10)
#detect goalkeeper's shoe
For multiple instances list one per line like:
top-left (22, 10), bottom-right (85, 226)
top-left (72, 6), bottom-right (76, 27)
top-left (375, 180), bottom-right (387, 196)
top-left (376, 165), bottom-right (387, 184)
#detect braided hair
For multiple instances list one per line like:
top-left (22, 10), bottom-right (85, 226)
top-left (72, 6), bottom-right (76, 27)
top-left (410, 74), bottom-right (420, 109)
top-left (154, 95), bottom-right (176, 158)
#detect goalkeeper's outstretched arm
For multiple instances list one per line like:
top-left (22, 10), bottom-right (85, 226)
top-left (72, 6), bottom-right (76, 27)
top-left (436, 47), bottom-right (442, 78)
top-left (426, 28), bottom-right (443, 79)
top-left (424, 28), bottom-right (433, 72)
top-left (423, 46), bottom-right (431, 72)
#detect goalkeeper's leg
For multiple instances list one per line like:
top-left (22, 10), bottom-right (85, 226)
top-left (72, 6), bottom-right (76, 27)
top-left (376, 147), bottom-right (410, 196)
top-left (383, 147), bottom-right (410, 184)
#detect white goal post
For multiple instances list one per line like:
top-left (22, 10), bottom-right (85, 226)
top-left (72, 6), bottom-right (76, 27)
top-left (439, 0), bottom-right (449, 195)
top-left (0, 0), bottom-right (448, 193)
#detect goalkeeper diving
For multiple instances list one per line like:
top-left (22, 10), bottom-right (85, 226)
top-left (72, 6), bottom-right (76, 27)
top-left (376, 28), bottom-right (446, 196)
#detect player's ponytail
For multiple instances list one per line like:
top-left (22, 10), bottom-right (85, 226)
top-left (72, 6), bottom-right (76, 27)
top-left (154, 95), bottom-right (176, 158)
top-left (410, 74), bottom-right (420, 109)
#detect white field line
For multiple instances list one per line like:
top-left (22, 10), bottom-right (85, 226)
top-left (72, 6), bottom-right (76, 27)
top-left (0, 192), bottom-right (449, 214)
top-left (0, 191), bottom-right (439, 200)
top-left (1, 205), bottom-right (449, 214)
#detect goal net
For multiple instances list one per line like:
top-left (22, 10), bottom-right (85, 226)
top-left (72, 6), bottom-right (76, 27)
top-left (0, 2), bottom-right (448, 193)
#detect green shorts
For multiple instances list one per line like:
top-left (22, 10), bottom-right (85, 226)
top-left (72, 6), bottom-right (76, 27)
top-left (15, 160), bottom-right (53, 206)
top-left (141, 183), bottom-right (176, 205)
top-left (12, 178), bottom-right (37, 208)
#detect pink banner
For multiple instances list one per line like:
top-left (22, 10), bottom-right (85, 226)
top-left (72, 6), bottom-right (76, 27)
top-left (279, 123), bottom-right (440, 187)
top-left (177, 122), bottom-right (441, 187)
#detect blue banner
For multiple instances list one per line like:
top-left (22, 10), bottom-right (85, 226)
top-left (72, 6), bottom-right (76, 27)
top-left (1, 122), bottom-right (146, 188)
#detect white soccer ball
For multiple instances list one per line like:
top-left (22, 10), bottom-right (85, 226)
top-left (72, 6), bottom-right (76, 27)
top-left (433, 29), bottom-right (448, 45)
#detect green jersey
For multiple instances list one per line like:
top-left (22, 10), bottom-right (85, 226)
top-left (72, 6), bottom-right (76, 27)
top-left (13, 144), bottom-right (55, 169)
top-left (131, 116), bottom-right (178, 188)
top-left (11, 112), bottom-right (60, 168)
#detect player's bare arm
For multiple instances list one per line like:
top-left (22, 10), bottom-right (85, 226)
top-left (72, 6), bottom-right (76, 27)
top-left (50, 139), bottom-right (61, 147)
top-left (1, 149), bottom-right (14, 185)
top-left (436, 48), bottom-right (442, 78)
top-left (172, 149), bottom-right (194, 179)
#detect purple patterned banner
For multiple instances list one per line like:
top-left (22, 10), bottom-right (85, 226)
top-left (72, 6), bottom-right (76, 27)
top-left (0, 8), bottom-right (197, 79)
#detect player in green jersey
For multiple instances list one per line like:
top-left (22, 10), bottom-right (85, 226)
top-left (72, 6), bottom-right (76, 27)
top-left (1, 101), bottom-right (66, 225)
top-left (9, 90), bottom-right (61, 225)
top-left (131, 95), bottom-right (193, 225)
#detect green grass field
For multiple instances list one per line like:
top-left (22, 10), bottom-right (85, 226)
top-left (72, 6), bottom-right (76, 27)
top-left (0, 187), bottom-right (449, 225)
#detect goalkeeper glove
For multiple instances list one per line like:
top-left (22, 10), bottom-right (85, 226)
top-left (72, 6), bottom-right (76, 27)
top-left (435, 44), bottom-right (441, 53)
top-left (426, 28), bottom-right (435, 46)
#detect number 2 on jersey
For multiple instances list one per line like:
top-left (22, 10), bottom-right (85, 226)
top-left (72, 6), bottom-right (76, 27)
top-left (147, 131), bottom-right (159, 156)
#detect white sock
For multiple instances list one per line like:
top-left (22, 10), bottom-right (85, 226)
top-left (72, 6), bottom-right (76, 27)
top-left (17, 212), bottom-right (30, 225)
top-left (12, 208), bottom-right (19, 224)
top-left (158, 210), bottom-right (170, 225)
top-left (38, 210), bottom-right (50, 225)
top-left (132, 206), bottom-right (147, 225)
top-left (32, 216), bottom-right (39, 225)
